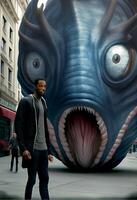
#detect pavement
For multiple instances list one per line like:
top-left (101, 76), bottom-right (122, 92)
top-left (0, 153), bottom-right (137, 200)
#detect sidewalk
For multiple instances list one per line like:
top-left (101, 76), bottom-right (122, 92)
top-left (0, 153), bottom-right (137, 199)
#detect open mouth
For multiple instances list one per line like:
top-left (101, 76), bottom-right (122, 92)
top-left (48, 106), bottom-right (137, 168)
top-left (59, 107), bottom-right (108, 167)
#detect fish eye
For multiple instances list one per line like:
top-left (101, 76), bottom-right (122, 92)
top-left (105, 45), bottom-right (133, 80)
top-left (112, 54), bottom-right (121, 64)
top-left (33, 58), bottom-right (40, 69)
top-left (25, 52), bottom-right (46, 82)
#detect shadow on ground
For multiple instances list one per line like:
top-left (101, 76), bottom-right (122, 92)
top-left (0, 191), bottom-right (20, 199)
top-left (1, 191), bottom-right (137, 200)
top-left (49, 166), bottom-right (137, 176)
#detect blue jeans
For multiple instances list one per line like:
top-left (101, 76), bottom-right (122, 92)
top-left (25, 150), bottom-right (49, 200)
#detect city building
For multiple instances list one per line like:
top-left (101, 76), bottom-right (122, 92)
top-left (0, 0), bottom-right (28, 156)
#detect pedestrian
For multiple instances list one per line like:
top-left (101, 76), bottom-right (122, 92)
top-left (15, 78), bottom-right (53, 200)
top-left (9, 132), bottom-right (19, 172)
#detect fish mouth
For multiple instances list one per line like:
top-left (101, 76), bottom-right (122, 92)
top-left (59, 106), bottom-right (108, 168)
top-left (48, 106), bottom-right (137, 168)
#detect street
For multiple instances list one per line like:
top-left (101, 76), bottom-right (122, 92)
top-left (0, 153), bottom-right (137, 199)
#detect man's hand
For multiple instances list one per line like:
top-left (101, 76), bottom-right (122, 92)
top-left (48, 154), bottom-right (53, 162)
top-left (23, 150), bottom-right (32, 160)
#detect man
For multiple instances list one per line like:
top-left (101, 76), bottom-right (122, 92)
top-left (15, 78), bottom-right (53, 200)
top-left (9, 132), bottom-right (19, 172)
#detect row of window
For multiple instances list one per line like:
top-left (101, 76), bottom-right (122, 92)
top-left (3, 16), bottom-right (13, 42)
top-left (1, 37), bottom-right (13, 60)
top-left (1, 15), bottom-right (14, 61)
top-left (0, 58), bottom-right (21, 100)
top-left (0, 59), bottom-right (12, 85)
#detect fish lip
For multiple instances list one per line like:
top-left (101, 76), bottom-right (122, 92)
top-left (48, 106), bottom-right (137, 168)
top-left (59, 106), bottom-right (108, 167)
top-left (104, 106), bottom-right (137, 163)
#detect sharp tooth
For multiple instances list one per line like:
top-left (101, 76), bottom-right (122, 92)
top-left (126, 115), bottom-right (132, 123)
top-left (99, 123), bottom-right (105, 129)
top-left (99, 146), bottom-right (105, 151)
top-left (115, 138), bottom-right (121, 144)
top-left (60, 122), bottom-right (65, 129)
top-left (131, 110), bottom-right (136, 116)
top-left (97, 119), bottom-right (103, 126)
top-left (60, 117), bottom-right (65, 125)
top-left (122, 124), bottom-right (128, 130)
top-left (135, 106), bottom-right (137, 112)
top-left (96, 117), bottom-right (100, 122)
top-left (119, 129), bottom-right (125, 134)
top-left (64, 111), bottom-right (68, 116)
top-left (89, 108), bottom-right (94, 114)
top-left (101, 134), bottom-right (107, 139)
top-left (102, 140), bottom-right (107, 145)
top-left (95, 112), bottom-right (100, 117)
top-left (62, 142), bottom-right (69, 147)
top-left (59, 126), bottom-right (64, 133)
top-left (96, 114), bottom-right (102, 121)
top-left (65, 109), bottom-right (70, 116)
top-left (100, 126), bottom-right (107, 133)
top-left (48, 128), bottom-right (55, 133)
top-left (117, 133), bottom-right (123, 139)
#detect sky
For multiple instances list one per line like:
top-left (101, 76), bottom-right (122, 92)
top-left (37, 0), bottom-right (48, 8)
top-left (28, 0), bottom-right (48, 8)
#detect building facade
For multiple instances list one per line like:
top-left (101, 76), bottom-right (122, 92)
top-left (0, 0), bottom-right (28, 156)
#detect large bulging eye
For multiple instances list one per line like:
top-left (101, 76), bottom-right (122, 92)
top-left (25, 52), bottom-right (46, 82)
top-left (105, 45), bottom-right (132, 80)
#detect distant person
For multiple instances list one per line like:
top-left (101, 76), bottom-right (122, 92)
top-left (15, 78), bottom-right (53, 200)
top-left (9, 132), bottom-right (19, 172)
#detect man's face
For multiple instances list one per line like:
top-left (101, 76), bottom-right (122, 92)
top-left (36, 80), bottom-right (46, 96)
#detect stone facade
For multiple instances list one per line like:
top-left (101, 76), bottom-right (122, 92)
top-left (0, 0), bottom-right (28, 155)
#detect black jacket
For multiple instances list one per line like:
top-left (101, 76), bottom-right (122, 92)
top-left (9, 137), bottom-right (18, 150)
top-left (15, 95), bottom-right (51, 156)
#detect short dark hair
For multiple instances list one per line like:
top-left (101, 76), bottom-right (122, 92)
top-left (34, 78), bottom-right (46, 86)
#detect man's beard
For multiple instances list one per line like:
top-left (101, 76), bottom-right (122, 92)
top-left (36, 90), bottom-right (44, 98)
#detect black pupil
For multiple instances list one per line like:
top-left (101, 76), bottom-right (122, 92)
top-left (112, 54), bottom-right (120, 64)
top-left (33, 59), bottom-right (40, 68)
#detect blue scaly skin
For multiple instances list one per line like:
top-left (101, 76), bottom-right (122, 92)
top-left (18, 0), bottom-right (137, 170)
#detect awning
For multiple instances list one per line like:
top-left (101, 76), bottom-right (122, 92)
top-left (0, 106), bottom-right (16, 120)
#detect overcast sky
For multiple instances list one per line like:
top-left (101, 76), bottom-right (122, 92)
top-left (28, 0), bottom-right (48, 8)
top-left (37, 0), bottom-right (48, 8)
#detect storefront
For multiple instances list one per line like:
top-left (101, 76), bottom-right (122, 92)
top-left (0, 105), bottom-right (16, 156)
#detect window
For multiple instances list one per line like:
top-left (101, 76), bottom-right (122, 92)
top-left (8, 68), bottom-right (12, 89)
top-left (9, 28), bottom-right (13, 41)
top-left (1, 38), bottom-right (6, 52)
top-left (2, 16), bottom-right (7, 33)
top-left (18, 90), bottom-right (21, 101)
top-left (0, 60), bottom-right (4, 75)
top-left (9, 47), bottom-right (12, 60)
top-left (8, 68), bottom-right (12, 83)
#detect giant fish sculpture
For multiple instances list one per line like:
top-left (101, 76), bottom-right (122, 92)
top-left (18, 0), bottom-right (137, 170)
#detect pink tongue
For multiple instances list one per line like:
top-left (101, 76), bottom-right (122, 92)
top-left (67, 113), bottom-right (101, 167)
